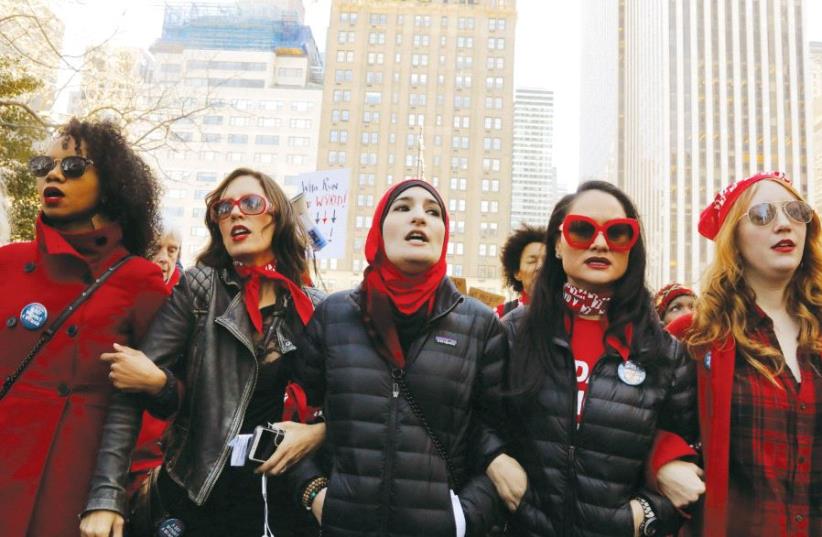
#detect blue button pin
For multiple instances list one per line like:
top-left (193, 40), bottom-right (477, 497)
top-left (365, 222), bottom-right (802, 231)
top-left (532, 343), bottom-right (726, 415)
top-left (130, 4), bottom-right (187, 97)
top-left (157, 517), bottom-right (185, 537)
top-left (704, 351), bottom-right (712, 371)
top-left (19, 303), bottom-right (48, 330)
top-left (617, 360), bottom-right (646, 386)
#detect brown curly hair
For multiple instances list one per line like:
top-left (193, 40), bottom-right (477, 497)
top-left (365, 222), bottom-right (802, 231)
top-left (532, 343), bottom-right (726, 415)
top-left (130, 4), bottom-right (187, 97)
top-left (58, 118), bottom-right (161, 256)
top-left (685, 180), bottom-right (822, 383)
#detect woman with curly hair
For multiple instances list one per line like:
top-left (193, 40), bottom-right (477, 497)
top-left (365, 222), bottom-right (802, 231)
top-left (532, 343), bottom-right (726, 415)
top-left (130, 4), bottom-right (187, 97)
top-left (665, 172), bottom-right (822, 536)
top-left (497, 224), bottom-right (546, 318)
top-left (0, 118), bottom-right (168, 536)
top-left (497, 181), bottom-right (699, 537)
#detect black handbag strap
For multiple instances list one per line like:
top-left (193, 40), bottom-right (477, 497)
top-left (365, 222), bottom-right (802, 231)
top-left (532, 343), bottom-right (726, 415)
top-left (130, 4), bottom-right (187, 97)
top-left (1, 255), bottom-right (134, 400)
top-left (392, 368), bottom-right (463, 490)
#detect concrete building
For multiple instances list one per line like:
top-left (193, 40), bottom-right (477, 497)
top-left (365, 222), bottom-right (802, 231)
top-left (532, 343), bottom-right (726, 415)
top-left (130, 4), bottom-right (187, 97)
top-left (138, 1), bottom-right (324, 263)
top-left (582, 0), bottom-right (812, 290)
top-left (579, 0), bottom-right (619, 184)
top-left (511, 88), bottom-right (557, 227)
top-left (316, 0), bottom-right (517, 293)
top-left (811, 41), bottom-right (822, 211)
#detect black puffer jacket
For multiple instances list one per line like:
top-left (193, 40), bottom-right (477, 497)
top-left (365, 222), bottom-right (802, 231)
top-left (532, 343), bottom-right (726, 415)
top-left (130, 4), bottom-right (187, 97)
top-left (292, 278), bottom-right (507, 537)
top-left (503, 307), bottom-right (698, 537)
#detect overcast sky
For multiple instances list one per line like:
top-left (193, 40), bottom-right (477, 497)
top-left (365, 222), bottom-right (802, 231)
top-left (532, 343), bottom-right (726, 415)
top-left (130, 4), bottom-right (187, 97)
top-left (52, 0), bottom-right (822, 189)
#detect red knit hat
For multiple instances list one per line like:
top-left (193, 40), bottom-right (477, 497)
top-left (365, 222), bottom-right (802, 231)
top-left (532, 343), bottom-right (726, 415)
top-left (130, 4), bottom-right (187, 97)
top-left (654, 283), bottom-right (695, 318)
top-left (698, 171), bottom-right (792, 240)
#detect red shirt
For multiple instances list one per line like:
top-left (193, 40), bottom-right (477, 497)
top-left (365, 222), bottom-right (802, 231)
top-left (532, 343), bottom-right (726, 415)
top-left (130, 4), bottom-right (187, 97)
top-left (570, 317), bottom-right (605, 421)
top-left (726, 310), bottom-right (821, 537)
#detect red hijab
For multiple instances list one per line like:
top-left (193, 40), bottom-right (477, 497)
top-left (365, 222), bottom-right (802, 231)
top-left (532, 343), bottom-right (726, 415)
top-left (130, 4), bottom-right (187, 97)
top-left (362, 179), bottom-right (449, 368)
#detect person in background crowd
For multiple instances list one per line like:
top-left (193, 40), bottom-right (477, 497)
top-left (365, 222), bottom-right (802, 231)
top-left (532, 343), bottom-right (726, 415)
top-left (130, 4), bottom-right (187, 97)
top-left (152, 226), bottom-right (183, 291)
top-left (498, 181), bottom-right (700, 537)
top-left (654, 283), bottom-right (696, 326)
top-left (497, 224), bottom-right (547, 318)
top-left (291, 179), bottom-right (508, 536)
top-left (665, 172), bottom-right (822, 536)
top-left (0, 118), bottom-right (168, 537)
top-left (81, 168), bottom-right (325, 537)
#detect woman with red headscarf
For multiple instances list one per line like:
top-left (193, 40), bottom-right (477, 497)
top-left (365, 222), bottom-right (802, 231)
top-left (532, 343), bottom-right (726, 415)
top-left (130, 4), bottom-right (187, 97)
top-left (289, 179), bottom-right (508, 536)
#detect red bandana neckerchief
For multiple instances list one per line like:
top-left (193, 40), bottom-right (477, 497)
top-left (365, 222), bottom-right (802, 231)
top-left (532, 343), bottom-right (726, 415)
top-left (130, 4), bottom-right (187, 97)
top-left (234, 261), bottom-right (314, 333)
top-left (563, 282), bottom-right (612, 317)
top-left (362, 179), bottom-right (449, 369)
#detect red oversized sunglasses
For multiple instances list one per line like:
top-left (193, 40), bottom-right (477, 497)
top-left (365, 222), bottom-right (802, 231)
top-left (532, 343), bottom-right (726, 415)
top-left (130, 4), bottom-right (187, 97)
top-left (561, 214), bottom-right (640, 252)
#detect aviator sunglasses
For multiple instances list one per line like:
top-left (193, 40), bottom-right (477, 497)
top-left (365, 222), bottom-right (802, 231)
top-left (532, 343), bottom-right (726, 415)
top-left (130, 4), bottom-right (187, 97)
top-left (741, 200), bottom-right (814, 226)
top-left (209, 194), bottom-right (274, 221)
top-left (29, 155), bottom-right (95, 179)
top-left (561, 214), bottom-right (640, 252)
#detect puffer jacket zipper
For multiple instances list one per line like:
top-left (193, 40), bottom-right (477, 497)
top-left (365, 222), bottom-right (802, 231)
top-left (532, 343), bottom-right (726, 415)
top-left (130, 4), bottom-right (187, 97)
top-left (379, 295), bottom-right (463, 534)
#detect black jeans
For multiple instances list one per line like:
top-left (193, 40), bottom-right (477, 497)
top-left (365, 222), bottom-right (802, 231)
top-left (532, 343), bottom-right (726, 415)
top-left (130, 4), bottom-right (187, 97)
top-left (156, 465), bottom-right (318, 537)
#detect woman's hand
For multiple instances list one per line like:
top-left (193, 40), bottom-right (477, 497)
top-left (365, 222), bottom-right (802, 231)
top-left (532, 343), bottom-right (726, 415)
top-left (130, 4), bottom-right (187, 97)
top-left (79, 510), bottom-right (124, 537)
top-left (311, 487), bottom-right (327, 523)
top-left (100, 343), bottom-right (167, 395)
top-left (656, 460), bottom-right (705, 508)
top-left (485, 453), bottom-right (528, 512)
top-left (256, 421), bottom-right (326, 476)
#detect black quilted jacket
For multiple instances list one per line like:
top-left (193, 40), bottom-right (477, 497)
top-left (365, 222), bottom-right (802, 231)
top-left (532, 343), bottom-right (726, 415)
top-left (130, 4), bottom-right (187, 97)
top-left (291, 278), bottom-right (507, 537)
top-left (503, 307), bottom-right (698, 537)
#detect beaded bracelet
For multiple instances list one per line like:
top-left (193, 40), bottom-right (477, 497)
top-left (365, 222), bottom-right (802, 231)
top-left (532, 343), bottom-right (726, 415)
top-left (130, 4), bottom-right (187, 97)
top-left (301, 476), bottom-right (328, 510)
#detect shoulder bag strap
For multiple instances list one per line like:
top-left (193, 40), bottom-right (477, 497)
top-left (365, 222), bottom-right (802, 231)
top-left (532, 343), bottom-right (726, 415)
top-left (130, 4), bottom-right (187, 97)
top-left (1, 255), bottom-right (134, 400)
top-left (392, 368), bottom-right (463, 490)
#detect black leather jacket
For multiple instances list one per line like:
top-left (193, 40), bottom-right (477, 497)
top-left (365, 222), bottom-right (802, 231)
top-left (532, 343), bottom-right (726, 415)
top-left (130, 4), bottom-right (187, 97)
top-left (84, 265), bottom-right (324, 515)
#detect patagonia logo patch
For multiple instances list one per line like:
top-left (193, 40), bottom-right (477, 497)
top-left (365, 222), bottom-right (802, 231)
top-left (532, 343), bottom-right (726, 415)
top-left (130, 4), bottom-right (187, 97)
top-left (435, 336), bottom-right (458, 347)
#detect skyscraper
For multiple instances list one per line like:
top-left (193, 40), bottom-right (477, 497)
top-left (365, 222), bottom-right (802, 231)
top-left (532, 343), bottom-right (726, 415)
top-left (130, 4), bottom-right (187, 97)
top-left (811, 41), bottom-right (822, 211)
top-left (511, 88), bottom-right (557, 227)
top-left (136, 0), bottom-right (324, 263)
top-left (582, 0), bottom-right (812, 289)
top-left (317, 0), bottom-right (517, 292)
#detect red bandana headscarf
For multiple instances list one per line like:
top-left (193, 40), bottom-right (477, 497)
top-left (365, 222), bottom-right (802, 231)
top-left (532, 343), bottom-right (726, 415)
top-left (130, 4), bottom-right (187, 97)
top-left (234, 261), bottom-right (315, 333)
top-left (362, 179), bottom-right (449, 369)
top-left (697, 171), bottom-right (791, 240)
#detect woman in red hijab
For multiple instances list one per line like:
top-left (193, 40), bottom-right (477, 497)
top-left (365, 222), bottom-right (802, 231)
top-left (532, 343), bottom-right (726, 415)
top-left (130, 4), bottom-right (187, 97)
top-left (290, 179), bottom-right (508, 537)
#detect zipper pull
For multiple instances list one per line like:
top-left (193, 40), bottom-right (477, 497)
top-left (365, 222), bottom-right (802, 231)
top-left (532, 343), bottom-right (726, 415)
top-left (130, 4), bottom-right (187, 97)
top-left (391, 368), bottom-right (403, 398)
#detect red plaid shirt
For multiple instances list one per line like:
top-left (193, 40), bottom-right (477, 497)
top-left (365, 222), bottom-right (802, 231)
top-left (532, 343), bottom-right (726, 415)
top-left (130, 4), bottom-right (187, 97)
top-left (726, 310), bottom-right (822, 537)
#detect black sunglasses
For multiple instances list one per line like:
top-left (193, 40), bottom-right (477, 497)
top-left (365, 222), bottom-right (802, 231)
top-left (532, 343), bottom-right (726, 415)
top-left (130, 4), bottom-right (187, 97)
top-left (29, 155), bottom-right (95, 179)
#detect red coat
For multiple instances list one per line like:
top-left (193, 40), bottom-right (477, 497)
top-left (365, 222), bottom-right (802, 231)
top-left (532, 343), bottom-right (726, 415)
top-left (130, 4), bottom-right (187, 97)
top-left (666, 313), bottom-right (736, 537)
top-left (0, 217), bottom-right (167, 537)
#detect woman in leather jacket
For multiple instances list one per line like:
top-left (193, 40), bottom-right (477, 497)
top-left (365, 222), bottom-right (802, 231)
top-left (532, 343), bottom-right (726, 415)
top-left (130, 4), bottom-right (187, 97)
top-left (291, 180), bottom-right (508, 537)
top-left (81, 168), bottom-right (325, 537)
top-left (499, 181), bottom-right (701, 537)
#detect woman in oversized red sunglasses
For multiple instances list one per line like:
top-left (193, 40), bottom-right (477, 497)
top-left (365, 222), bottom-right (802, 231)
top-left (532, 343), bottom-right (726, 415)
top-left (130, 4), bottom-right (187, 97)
top-left (491, 181), bottom-right (701, 537)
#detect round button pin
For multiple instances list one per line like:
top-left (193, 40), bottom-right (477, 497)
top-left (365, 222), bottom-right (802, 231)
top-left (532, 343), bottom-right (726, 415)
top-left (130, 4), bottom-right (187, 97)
top-left (617, 360), bottom-right (646, 386)
top-left (157, 517), bottom-right (185, 537)
top-left (6, 317), bottom-right (17, 328)
top-left (19, 303), bottom-right (48, 330)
